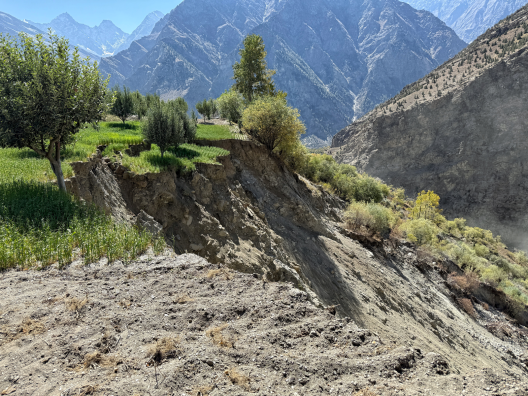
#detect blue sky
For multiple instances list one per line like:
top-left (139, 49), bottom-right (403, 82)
top-left (0, 0), bottom-right (184, 33)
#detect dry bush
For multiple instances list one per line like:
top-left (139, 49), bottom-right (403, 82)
top-left (206, 324), bottom-right (235, 348)
top-left (66, 297), bottom-right (88, 312)
top-left (448, 272), bottom-right (480, 293)
top-left (147, 337), bottom-right (179, 364)
top-left (192, 385), bottom-right (215, 396)
top-left (224, 368), bottom-right (251, 391)
top-left (458, 298), bottom-right (477, 318)
top-left (174, 294), bottom-right (195, 304)
top-left (206, 268), bottom-right (234, 280)
top-left (354, 389), bottom-right (379, 396)
top-left (83, 351), bottom-right (121, 369)
top-left (119, 299), bottom-right (131, 309)
top-left (78, 385), bottom-right (98, 396)
top-left (481, 302), bottom-right (490, 310)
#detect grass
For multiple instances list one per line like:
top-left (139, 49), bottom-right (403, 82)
top-left (0, 180), bottom-right (163, 269)
top-left (195, 123), bottom-right (246, 141)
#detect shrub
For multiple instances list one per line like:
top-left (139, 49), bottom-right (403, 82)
top-left (474, 244), bottom-right (490, 258)
top-left (349, 176), bottom-right (388, 203)
top-left (241, 95), bottom-right (305, 152)
top-left (401, 218), bottom-right (438, 245)
top-left (345, 202), bottom-right (396, 235)
top-left (480, 265), bottom-right (507, 284)
top-left (217, 90), bottom-right (244, 124)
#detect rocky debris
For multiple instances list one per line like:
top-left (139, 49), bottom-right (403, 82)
top-left (1, 254), bottom-right (527, 395)
top-left (135, 210), bottom-right (163, 236)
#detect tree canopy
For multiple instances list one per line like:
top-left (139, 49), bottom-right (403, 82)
top-left (0, 32), bottom-right (108, 191)
top-left (232, 34), bottom-right (277, 102)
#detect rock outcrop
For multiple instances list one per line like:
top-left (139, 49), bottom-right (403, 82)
top-left (99, 0), bottom-right (466, 144)
top-left (332, 5), bottom-right (528, 251)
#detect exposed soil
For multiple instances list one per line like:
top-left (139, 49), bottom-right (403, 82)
top-left (1, 253), bottom-right (527, 396)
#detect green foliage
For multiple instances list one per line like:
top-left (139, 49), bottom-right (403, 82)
top-left (0, 31), bottom-right (108, 191)
top-left (195, 124), bottom-right (245, 141)
top-left (232, 34), bottom-right (277, 102)
top-left (242, 95), bottom-right (305, 152)
top-left (217, 90), bottom-right (245, 125)
top-left (132, 90), bottom-right (148, 120)
top-left (111, 86), bottom-right (134, 123)
top-left (142, 105), bottom-right (184, 158)
top-left (195, 99), bottom-right (211, 122)
top-left (345, 201), bottom-right (396, 235)
top-left (0, 181), bottom-right (157, 269)
top-left (401, 219), bottom-right (438, 245)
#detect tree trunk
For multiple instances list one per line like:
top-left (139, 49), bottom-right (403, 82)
top-left (50, 141), bottom-right (67, 192)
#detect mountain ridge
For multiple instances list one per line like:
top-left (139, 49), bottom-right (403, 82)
top-left (100, 0), bottom-right (465, 144)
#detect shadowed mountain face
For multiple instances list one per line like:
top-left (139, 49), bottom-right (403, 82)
top-left (332, 4), bottom-right (528, 250)
top-left (99, 0), bottom-right (465, 144)
top-left (28, 13), bottom-right (129, 59)
top-left (402, 0), bottom-right (528, 42)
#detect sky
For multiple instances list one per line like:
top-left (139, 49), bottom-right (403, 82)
top-left (0, 0), bottom-right (184, 33)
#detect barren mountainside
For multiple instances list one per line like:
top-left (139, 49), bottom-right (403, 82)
top-left (403, 0), bottom-right (528, 42)
top-left (332, 5), bottom-right (528, 251)
top-left (99, 0), bottom-right (466, 145)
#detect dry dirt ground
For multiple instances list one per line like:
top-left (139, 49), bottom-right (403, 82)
top-left (1, 253), bottom-right (527, 396)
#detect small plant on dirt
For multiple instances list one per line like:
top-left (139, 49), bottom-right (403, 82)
top-left (83, 351), bottom-right (121, 369)
top-left (206, 324), bottom-right (235, 348)
top-left (146, 337), bottom-right (179, 365)
top-left (174, 295), bottom-right (195, 304)
top-left (224, 368), bottom-right (251, 391)
top-left (206, 268), bottom-right (234, 280)
top-left (66, 297), bottom-right (88, 312)
top-left (192, 385), bottom-right (215, 396)
top-left (457, 298), bottom-right (478, 318)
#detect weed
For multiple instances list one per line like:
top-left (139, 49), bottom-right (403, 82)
top-left (174, 295), bottom-right (194, 304)
top-left (83, 351), bottom-right (121, 369)
top-left (448, 272), bottom-right (480, 293)
top-left (206, 268), bottom-right (234, 280)
top-left (206, 324), bottom-right (235, 348)
top-left (147, 337), bottom-right (179, 364)
top-left (224, 368), bottom-right (251, 390)
top-left (66, 297), bottom-right (88, 312)
top-left (458, 298), bottom-right (477, 318)
top-left (192, 385), bottom-right (215, 396)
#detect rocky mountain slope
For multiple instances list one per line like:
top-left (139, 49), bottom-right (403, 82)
top-left (403, 0), bottom-right (528, 42)
top-left (28, 13), bottom-right (128, 59)
top-left (99, 0), bottom-right (466, 146)
top-left (331, 5), bottom-right (528, 251)
top-left (0, 11), bottom-right (42, 37)
top-left (114, 11), bottom-right (165, 54)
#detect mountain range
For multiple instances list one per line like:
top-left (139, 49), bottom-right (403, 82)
top-left (402, 0), bottom-right (528, 42)
top-left (27, 11), bottom-right (165, 60)
top-left (332, 4), bottom-right (528, 250)
top-left (100, 0), bottom-right (466, 146)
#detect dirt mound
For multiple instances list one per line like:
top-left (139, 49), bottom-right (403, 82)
top-left (0, 253), bottom-right (526, 395)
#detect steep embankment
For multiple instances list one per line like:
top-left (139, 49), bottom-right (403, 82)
top-left (53, 138), bottom-right (528, 392)
top-left (332, 5), bottom-right (528, 251)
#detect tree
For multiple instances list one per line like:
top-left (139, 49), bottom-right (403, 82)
top-left (208, 98), bottom-right (217, 119)
top-left (111, 86), bottom-right (134, 123)
top-left (0, 32), bottom-right (108, 192)
top-left (411, 190), bottom-right (442, 221)
top-left (142, 105), bottom-right (184, 159)
top-left (241, 96), bottom-right (305, 152)
top-left (132, 91), bottom-right (148, 120)
top-left (195, 99), bottom-right (210, 123)
top-left (232, 34), bottom-right (276, 102)
top-left (217, 90), bottom-right (244, 125)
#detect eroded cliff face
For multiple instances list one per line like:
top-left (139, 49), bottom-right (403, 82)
top-left (64, 139), bottom-right (528, 384)
top-left (332, 47), bottom-right (528, 251)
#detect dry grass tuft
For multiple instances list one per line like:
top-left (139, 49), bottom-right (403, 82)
top-left (354, 389), bottom-right (379, 396)
top-left (206, 268), bottom-right (234, 280)
top-left (458, 298), bottom-right (477, 318)
top-left (206, 323), bottom-right (234, 348)
top-left (83, 351), bottom-right (121, 369)
top-left (448, 272), bottom-right (480, 292)
top-left (66, 297), bottom-right (88, 312)
top-left (224, 368), bottom-right (251, 390)
top-left (78, 385), bottom-right (98, 396)
top-left (147, 337), bottom-right (179, 364)
top-left (21, 318), bottom-right (46, 336)
top-left (119, 299), bottom-right (131, 309)
top-left (192, 385), bottom-right (215, 396)
top-left (174, 294), bottom-right (195, 304)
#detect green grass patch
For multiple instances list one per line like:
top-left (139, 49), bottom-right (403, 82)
top-left (195, 124), bottom-right (245, 140)
top-left (122, 143), bottom-right (230, 174)
top-left (0, 181), bottom-right (163, 269)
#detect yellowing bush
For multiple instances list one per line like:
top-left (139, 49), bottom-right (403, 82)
top-left (345, 202), bottom-right (396, 235)
top-left (401, 219), bottom-right (438, 245)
